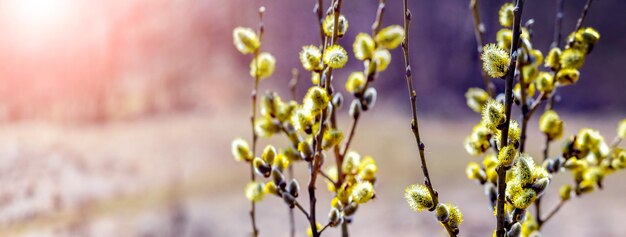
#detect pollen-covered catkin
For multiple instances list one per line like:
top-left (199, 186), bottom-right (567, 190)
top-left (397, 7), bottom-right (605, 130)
top-left (481, 99), bottom-right (506, 131)
top-left (299, 45), bottom-right (323, 71)
top-left (345, 72), bottom-right (366, 94)
top-left (404, 184), bottom-right (434, 212)
top-left (373, 49), bottom-right (391, 72)
top-left (245, 181), bottom-right (266, 202)
top-left (560, 48), bottom-right (585, 69)
top-left (353, 33), bottom-right (375, 60)
top-left (465, 88), bottom-right (489, 113)
top-left (481, 44), bottom-right (510, 78)
top-left (351, 181), bottom-right (375, 204)
top-left (498, 3), bottom-right (515, 28)
top-left (303, 86), bottom-right (330, 113)
top-left (250, 52), bottom-right (276, 79)
top-left (559, 185), bottom-right (572, 201)
top-left (555, 68), bottom-right (580, 85)
top-left (544, 47), bottom-right (561, 70)
top-left (617, 119), bottom-right (626, 139)
top-left (231, 138), bottom-right (253, 162)
top-left (233, 27), bottom-right (260, 54)
top-left (539, 110), bottom-right (564, 140)
top-left (374, 25), bottom-right (405, 49)
top-left (535, 72), bottom-right (554, 93)
top-left (498, 144), bottom-right (517, 167)
top-left (323, 14), bottom-right (348, 37)
top-left (324, 45), bottom-right (349, 69)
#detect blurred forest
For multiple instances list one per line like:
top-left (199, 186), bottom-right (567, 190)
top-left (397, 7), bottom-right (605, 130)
top-left (0, 0), bottom-right (624, 123)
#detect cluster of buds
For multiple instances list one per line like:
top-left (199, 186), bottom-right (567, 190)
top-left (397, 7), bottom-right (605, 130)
top-left (467, 2), bottom-right (622, 236)
top-left (230, 5), bottom-right (409, 235)
top-left (323, 151), bottom-right (379, 228)
top-left (464, 99), bottom-right (520, 156)
top-left (404, 184), bottom-right (463, 233)
top-left (550, 122), bottom-right (626, 196)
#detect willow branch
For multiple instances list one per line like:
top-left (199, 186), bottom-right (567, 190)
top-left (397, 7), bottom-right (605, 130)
top-left (401, 1), bottom-right (457, 236)
top-left (246, 7), bottom-right (267, 236)
top-left (294, 200), bottom-right (311, 220)
top-left (495, 1), bottom-right (525, 236)
top-left (318, 222), bottom-right (332, 234)
top-left (341, 113), bottom-right (360, 157)
top-left (470, 0), bottom-right (495, 97)
top-left (308, 1), bottom-right (343, 236)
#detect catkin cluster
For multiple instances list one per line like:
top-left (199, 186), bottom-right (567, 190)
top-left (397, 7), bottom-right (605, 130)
top-left (230, 4), bottom-right (406, 236)
top-left (465, 2), bottom-right (625, 237)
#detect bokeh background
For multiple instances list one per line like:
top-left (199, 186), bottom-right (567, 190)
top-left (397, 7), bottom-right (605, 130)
top-left (0, 0), bottom-right (624, 236)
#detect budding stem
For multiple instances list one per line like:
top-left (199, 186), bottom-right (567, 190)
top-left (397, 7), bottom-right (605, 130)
top-left (308, 1), bottom-right (343, 236)
top-left (495, 1), bottom-right (524, 236)
top-left (402, 0), bottom-right (456, 236)
top-left (470, 0), bottom-right (495, 97)
top-left (534, 0), bottom-right (595, 231)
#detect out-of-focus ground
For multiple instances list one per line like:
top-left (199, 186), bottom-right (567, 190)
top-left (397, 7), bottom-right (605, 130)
top-left (0, 102), bottom-right (623, 237)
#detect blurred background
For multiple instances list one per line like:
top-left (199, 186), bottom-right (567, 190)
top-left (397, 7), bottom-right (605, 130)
top-left (0, 0), bottom-right (624, 236)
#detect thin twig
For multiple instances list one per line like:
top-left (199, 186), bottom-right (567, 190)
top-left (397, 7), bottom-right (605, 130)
top-left (341, 114), bottom-right (360, 157)
top-left (318, 222), bottom-right (332, 234)
top-left (519, 60), bottom-right (529, 153)
top-left (534, 134), bottom-right (551, 228)
top-left (401, 1), bottom-right (456, 236)
top-left (575, 0), bottom-right (594, 31)
top-left (371, 1), bottom-right (386, 35)
top-left (318, 170), bottom-right (336, 186)
top-left (496, 1), bottom-right (525, 236)
top-left (288, 68), bottom-right (299, 237)
top-left (294, 200), bottom-right (311, 220)
top-left (470, 0), bottom-right (495, 97)
top-left (247, 7), bottom-right (266, 236)
top-left (330, 3), bottom-right (386, 237)
top-left (539, 200), bottom-right (566, 227)
top-left (551, 0), bottom-right (565, 48)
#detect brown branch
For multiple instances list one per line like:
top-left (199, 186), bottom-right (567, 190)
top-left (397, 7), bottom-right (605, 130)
top-left (470, 0), bottom-right (495, 97)
top-left (496, 1), bottom-right (525, 236)
top-left (401, 1), bottom-right (456, 236)
top-left (308, 1), bottom-right (344, 236)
